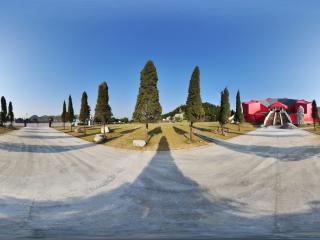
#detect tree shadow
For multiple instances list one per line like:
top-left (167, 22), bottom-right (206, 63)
top-left (247, 133), bottom-right (305, 138)
top-left (195, 133), bottom-right (320, 161)
top-left (0, 142), bottom-right (94, 153)
top-left (193, 126), bottom-right (213, 133)
top-left (148, 127), bottom-right (162, 142)
top-left (19, 135), bottom-right (74, 139)
top-left (0, 136), bottom-right (265, 239)
top-left (172, 126), bottom-right (188, 139)
top-left (120, 127), bottom-right (141, 135)
top-left (156, 134), bottom-right (170, 151)
top-left (105, 135), bottom-right (121, 143)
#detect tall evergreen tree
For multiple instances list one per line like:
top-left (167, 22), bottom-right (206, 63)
top-left (0, 96), bottom-right (7, 127)
top-left (312, 100), bottom-right (319, 130)
top-left (234, 90), bottom-right (244, 131)
top-left (61, 101), bottom-right (67, 129)
top-left (133, 60), bottom-right (162, 143)
top-left (95, 82), bottom-right (112, 136)
top-left (79, 91), bottom-right (90, 135)
top-left (185, 66), bottom-right (203, 142)
top-left (218, 87), bottom-right (230, 135)
top-left (7, 102), bottom-right (14, 126)
top-left (67, 95), bottom-right (75, 131)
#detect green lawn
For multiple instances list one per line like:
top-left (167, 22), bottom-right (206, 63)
top-left (56, 121), bottom-right (257, 151)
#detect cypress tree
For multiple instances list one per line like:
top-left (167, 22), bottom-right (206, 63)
top-left (7, 102), bottom-right (14, 126)
top-left (133, 60), bottom-right (162, 143)
top-left (234, 90), bottom-right (244, 131)
top-left (312, 100), bottom-right (319, 130)
top-left (79, 91), bottom-right (90, 135)
top-left (95, 82), bottom-right (112, 136)
top-left (61, 101), bottom-right (67, 129)
top-left (67, 95), bottom-right (75, 131)
top-left (218, 87), bottom-right (230, 135)
top-left (185, 66), bottom-right (203, 142)
top-left (0, 96), bottom-right (7, 127)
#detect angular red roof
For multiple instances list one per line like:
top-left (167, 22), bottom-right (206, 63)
top-left (268, 102), bottom-right (288, 109)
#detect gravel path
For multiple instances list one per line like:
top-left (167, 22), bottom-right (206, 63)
top-left (1, 126), bottom-right (320, 239)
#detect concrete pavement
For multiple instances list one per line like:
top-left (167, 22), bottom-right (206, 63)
top-left (1, 126), bottom-right (320, 239)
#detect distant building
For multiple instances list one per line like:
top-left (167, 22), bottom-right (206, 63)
top-left (242, 98), bottom-right (315, 126)
top-left (174, 112), bottom-right (184, 121)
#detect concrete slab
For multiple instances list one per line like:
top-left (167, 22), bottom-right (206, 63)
top-left (1, 126), bottom-right (320, 239)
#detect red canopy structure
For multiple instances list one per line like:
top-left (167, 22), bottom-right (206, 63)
top-left (268, 102), bottom-right (288, 110)
top-left (242, 98), bottom-right (313, 124)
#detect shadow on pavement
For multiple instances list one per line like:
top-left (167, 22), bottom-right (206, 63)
top-left (1, 136), bottom-right (320, 239)
top-left (195, 133), bottom-right (320, 161)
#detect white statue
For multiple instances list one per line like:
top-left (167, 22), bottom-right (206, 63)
top-left (297, 106), bottom-right (304, 126)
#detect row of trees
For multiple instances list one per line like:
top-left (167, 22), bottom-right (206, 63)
top-left (61, 60), bottom-right (244, 143)
top-left (132, 60), bottom-right (244, 143)
top-left (0, 96), bottom-right (14, 127)
top-left (184, 67), bottom-right (244, 141)
top-left (61, 95), bottom-right (75, 131)
top-left (61, 82), bottom-right (112, 136)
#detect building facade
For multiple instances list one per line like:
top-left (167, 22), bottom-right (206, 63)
top-left (242, 98), bottom-right (313, 125)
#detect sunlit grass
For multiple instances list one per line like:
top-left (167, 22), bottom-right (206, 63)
top-left (56, 121), bottom-right (257, 151)
top-left (0, 126), bottom-right (21, 135)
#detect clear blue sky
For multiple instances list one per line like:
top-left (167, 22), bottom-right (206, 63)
top-left (1, 0), bottom-right (320, 118)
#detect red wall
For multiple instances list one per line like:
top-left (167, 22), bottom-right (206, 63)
top-left (243, 101), bottom-right (268, 123)
top-left (243, 100), bottom-right (313, 124)
top-left (292, 102), bottom-right (313, 123)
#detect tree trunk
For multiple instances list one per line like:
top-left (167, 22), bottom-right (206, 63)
top-left (145, 123), bottom-right (149, 144)
top-left (314, 121), bottom-right (316, 130)
top-left (189, 122), bottom-right (193, 143)
top-left (238, 123), bottom-right (241, 132)
top-left (84, 124), bottom-right (86, 136)
top-left (70, 122), bottom-right (73, 132)
top-left (63, 121), bottom-right (65, 130)
top-left (221, 124), bottom-right (225, 136)
top-left (103, 122), bottom-right (106, 137)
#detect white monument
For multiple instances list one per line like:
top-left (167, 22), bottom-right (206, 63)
top-left (297, 106), bottom-right (304, 126)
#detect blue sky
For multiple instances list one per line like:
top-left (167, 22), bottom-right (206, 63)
top-left (0, 0), bottom-right (320, 118)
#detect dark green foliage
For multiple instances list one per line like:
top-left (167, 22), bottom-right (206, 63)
top-left (185, 66), bottom-right (204, 142)
top-left (61, 101), bottom-right (67, 125)
top-left (120, 117), bottom-right (129, 123)
top-left (95, 82), bottom-right (112, 125)
top-left (185, 66), bottom-right (204, 123)
top-left (234, 90), bottom-right (244, 123)
top-left (79, 91), bottom-right (90, 124)
top-left (0, 96), bottom-right (7, 126)
top-left (162, 102), bottom-right (218, 121)
top-left (8, 102), bottom-right (14, 125)
top-left (218, 87), bottom-right (231, 126)
top-left (67, 95), bottom-right (75, 123)
top-left (202, 102), bottom-right (219, 121)
top-left (133, 60), bottom-right (162, 123)
top-left (312, 100), bottom-right (319, 129)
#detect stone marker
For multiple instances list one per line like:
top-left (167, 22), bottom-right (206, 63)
top-left (133, 139), bottom-right (146, 147)
top-left (101, 126), bottom-right (110, 134)
top-left (94, 134), bottom-right (106, 143)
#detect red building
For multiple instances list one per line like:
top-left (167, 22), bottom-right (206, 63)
top-left (242, 98), bottom-right (313, 125)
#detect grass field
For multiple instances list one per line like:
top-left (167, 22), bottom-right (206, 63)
top-left (303, 124), bottom-right (320, 135)
top-left (56, 121), bottom-right (256, 151)
top-left (0, 126), bottom-right (20, 135)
